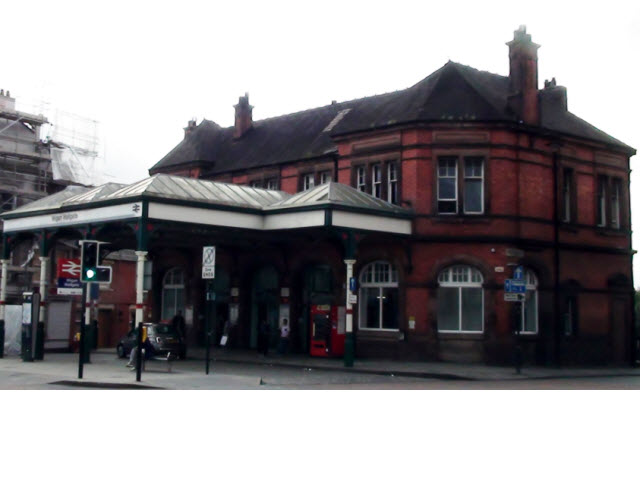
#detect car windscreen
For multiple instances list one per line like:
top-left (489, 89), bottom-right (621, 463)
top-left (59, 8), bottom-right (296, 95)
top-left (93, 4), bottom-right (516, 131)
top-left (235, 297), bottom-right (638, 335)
top-left (147, 324), bottom-right (176, 335)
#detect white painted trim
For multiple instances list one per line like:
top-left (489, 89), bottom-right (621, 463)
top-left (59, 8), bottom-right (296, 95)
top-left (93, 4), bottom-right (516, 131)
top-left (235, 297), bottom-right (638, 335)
top-left (332, 211), bottom-right (411, 235)
top-left (2, 202), bottom-right (143, 232)
top-left (148, 202), bottom-right (263, 230)
top-left (263, 210), bottom-right (325, 230)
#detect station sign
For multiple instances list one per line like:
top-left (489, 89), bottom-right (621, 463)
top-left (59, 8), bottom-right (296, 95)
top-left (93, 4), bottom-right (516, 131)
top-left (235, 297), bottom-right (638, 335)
top-left (57, 258), bottom-right (82, 296)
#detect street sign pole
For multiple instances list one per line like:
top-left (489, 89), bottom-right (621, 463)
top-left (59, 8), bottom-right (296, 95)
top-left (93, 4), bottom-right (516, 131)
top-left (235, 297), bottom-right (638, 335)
top-left (202, 246), bottom-right (216, 375)
top-left (205, 280), bottom-right (211, 375)
top-left (136, 322), bottom-right (143, 382)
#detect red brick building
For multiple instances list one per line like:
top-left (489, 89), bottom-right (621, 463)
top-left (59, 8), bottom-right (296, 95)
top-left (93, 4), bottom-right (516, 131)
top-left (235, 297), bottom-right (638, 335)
top-left (148, 26), bottom-right (635, 365)
top-left (2, 27), bottom-right (635, 365)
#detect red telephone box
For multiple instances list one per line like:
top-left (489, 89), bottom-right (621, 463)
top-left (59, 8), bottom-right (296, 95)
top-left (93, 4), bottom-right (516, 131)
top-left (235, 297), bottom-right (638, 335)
top-left (310, 304), bottom-right (345, 357)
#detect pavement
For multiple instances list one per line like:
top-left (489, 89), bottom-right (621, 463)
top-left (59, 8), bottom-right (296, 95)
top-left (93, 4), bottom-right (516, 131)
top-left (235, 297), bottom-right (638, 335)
top-left (1, 346), bottom-right (639, 389)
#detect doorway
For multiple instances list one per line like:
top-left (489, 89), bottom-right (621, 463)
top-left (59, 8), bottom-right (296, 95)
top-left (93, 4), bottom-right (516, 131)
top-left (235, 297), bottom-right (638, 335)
top-left (611, 297), bottom-right (629, 363)
top-left (250, 266), bottom-right (280, 349)
top-left (299, 264), bottom-right (334, 354)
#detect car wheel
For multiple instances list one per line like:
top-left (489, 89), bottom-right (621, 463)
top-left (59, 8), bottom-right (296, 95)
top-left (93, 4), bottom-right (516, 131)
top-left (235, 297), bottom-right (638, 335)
top-left (117, 344), bottom-right (125, 358)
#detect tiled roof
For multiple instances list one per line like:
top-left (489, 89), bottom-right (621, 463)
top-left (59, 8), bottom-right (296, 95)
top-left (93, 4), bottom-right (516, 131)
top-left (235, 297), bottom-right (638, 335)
top-left (149, 61), bottom-right (634, 176)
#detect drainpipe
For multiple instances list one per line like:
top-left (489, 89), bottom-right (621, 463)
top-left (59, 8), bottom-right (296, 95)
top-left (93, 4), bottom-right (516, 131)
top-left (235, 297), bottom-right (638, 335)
top-left (627, 169), bottom-right (637, 366)
top-left (552, 151), bottom-right (561, 366)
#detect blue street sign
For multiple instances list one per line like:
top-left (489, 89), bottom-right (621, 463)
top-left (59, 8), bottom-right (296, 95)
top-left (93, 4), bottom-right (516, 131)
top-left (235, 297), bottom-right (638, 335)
top-left (349, 277), bottom-right (357, 292)
top-left (505, 279), bottom-right (526, 294)
top-left (513, 266), bottom-right (524, 281)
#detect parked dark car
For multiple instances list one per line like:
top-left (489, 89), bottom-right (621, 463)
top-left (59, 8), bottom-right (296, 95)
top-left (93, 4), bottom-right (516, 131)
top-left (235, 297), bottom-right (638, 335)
top-left (116, 323), bottom-right (186, 359)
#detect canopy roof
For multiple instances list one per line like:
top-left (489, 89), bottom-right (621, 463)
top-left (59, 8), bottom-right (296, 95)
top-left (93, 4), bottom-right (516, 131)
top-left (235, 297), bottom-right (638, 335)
top-left (1, 175), bottom-right (413, 236)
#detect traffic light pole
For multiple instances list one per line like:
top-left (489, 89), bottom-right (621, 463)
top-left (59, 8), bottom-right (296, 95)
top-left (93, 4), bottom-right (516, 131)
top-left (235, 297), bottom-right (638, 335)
top-left (78, 282), bottom-right (87, 379)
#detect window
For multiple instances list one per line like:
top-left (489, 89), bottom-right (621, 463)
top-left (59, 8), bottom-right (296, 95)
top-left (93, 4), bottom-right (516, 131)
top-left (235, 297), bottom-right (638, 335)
top-left (372, 164), bottom-right (382, 198)
top-left (162, 268), bottom-right (185, 321)
top-left (561, 168), bottom-right (573, 223)
top-left (438, 156), bottom-right (485, 215)
top-left (464, 157), bottom-right (484, 214)
top-left (302, 173), bottom-right (315, 191)
top-left (517, 269), bottom-right (538, 334)
top-left (319, 171), bottom-right (332, 184)
top-left (611, 178), bottom-right (621, 229)
top-left (437, 265), bottom-right (483, 332)
top-left (356, 166), bottom-right (366, 192)
top-left (437, 157), bottom-right (457, 213)
top-left (266, 178), bottom-right (279, 190)
top-left (596, 175), bottom-right (624, 229)
top-left (352, 161), bottom-right (400, 204)
top-left (358, 261), bottom-right (399, 330)
top-left (597, 176), bottom-right (607, 227)
top-left (388, 163), bottom-right (398, 204)
top-left (249, 180), bottom-right (262, 188)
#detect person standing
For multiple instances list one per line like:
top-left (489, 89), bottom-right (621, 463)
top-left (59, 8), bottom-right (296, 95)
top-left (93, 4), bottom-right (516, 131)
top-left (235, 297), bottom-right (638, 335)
top-left (172, 310), bottom-right (186, 340)
top-left (278, 318), bottom-right (290, 354)
top-left (220, 317), bottom-right (231, 348)
top-left (258, 317), bottom-right (271, 356)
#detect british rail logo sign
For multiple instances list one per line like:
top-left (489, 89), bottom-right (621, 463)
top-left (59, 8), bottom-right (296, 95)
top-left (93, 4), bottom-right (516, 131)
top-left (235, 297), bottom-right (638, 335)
top-left (57, 258), bottom-right (82, 296)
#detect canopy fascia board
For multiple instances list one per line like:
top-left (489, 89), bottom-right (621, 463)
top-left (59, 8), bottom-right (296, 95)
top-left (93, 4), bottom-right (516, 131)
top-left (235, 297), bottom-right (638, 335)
top-left (2, 201), bottom-right (144, 233)
top-left (2, 196), bottom-right (413, 235)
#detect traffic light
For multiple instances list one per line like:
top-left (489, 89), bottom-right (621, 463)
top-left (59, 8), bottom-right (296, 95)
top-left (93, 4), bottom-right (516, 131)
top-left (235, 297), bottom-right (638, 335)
top-left (80, 241), bottom-right (112, 283)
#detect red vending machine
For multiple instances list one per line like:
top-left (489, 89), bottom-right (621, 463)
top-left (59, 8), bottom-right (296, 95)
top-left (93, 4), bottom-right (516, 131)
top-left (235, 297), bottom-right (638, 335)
top-left (310, 305), bottom-right (345, 357)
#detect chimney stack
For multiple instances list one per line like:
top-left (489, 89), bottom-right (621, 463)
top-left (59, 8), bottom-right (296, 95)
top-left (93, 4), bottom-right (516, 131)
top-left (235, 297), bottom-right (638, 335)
top-left (184, 118), bottom-right (197, 138)
top-left (506, 25), bottom-right (540, 124)
top-left (234, 93), bottom-right (253, 139)
top-left (0, 89), bottom-right (16, 113)
top-left (543, 77), bottom-right (568, 111)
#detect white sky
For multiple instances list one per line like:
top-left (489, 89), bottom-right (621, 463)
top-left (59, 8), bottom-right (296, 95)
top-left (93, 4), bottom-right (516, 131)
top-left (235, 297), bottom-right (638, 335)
top-left (3, 0), bottom-right (640, 278)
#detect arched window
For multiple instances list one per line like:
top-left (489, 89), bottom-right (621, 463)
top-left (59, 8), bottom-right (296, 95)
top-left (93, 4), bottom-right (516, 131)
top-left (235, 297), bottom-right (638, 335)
top-left (162, 267), bottom-right (185, 321)
top-left (437, 265), bottom-right (483, 332)
top-left (519, 269), bottom-right (538, 334)
top-left (358, 261), bottom-right (399, 330)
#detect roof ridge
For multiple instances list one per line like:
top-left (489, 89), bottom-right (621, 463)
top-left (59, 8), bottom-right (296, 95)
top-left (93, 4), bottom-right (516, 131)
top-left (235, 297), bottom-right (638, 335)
top-left (242, 89), bottom-right (408, 127)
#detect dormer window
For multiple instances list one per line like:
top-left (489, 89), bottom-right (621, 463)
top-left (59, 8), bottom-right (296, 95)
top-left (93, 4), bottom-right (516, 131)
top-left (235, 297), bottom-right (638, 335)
top-left (303, 173), bottom-right (315, 191)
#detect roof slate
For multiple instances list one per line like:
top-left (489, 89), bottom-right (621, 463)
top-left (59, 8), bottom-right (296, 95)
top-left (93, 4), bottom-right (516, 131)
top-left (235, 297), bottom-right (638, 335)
top-left (149, 61), bottom-right (634, 176)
